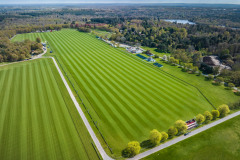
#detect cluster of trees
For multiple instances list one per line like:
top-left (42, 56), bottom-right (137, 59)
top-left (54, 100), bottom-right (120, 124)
top-left (122, 104), bottom-right (230, 158)
top-left (0, 33), bottom-right (43, 62)
top-left (103, 19), bottom-right (240, 86)
top-left (196, 104), bottom-right (230, 124)
top-left (77, 27), bottom-right (91, 33)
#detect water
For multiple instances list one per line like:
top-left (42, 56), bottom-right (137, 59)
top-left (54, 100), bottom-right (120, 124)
top-left (164, 19), bottom-right (196, 25)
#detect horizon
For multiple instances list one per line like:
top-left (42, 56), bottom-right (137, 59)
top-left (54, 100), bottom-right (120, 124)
top-left (1, 1), bottom-right (240, 5)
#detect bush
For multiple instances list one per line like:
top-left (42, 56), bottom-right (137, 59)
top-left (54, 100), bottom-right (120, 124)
top-left (149, 129), bottom-right (162, 146)
top-left (234, 91), bottom-right (240, 96)
top-left (174, 120), bottom-right (187, 134)
top-left (211, 110), bottom-right (220, 120)
top-left (196, 114), bottom-right (205, 124)
top-left (122, 141), bottom-right (141, 158)
top-left (161, 132), bottom-right (168, 142)
top-left (36, 37), bottom-right (41, 43)
top-left (229, 101), bottom-right (240, 110)
top-left (228, 83), bottom-right (235, 89)
top-left (204, 111), bottom-right (213, 121)
top-left (218, 104), bottom-right (230, 117)
top-left (205, 74), bottom-right (214, 81)
top-left (78, 27), bottom-right (91, 33)
top-left (168, 126), bottom-right (178, 138)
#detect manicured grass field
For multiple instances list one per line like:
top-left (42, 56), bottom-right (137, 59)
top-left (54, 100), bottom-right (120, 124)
top-left (144, 115), bottom-right (240, 160)
top-left (12, 29), bottom-right (238, 156)
top-left (0, 59), bottom-right (99, 160)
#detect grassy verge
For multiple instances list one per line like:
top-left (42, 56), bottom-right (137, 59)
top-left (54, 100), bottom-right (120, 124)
top-left (143, 114), bottom-right (240, 160)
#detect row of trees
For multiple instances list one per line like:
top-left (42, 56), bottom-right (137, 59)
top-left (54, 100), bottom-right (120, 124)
top-left (122, 104), bottom-right (230, 158)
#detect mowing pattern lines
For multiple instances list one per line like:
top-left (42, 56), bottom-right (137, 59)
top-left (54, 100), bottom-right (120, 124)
top-left (0, 59), bottom-right (98, 160)
top-left (12, 30), bottom-right (213, 154)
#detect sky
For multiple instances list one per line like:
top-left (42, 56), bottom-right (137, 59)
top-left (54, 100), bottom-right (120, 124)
top-left (0, 0), bottom-right (240, 4)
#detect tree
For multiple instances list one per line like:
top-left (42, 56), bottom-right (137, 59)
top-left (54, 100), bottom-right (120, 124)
top-left (211, 110), bottom-right (220, 120)
top-left (207, 74), bottom-right (214, 81)
top-left (149, 129), bottom-right (162, 146)
top-left (169, 57), bottom-right (176, 64)
top-left (168, 126), bottom-right (178, 138)
top-left (196, 114), bottom-right (205, 124)
top-left (215, 77), bottom-right (224, 85)
top-left (204, 111), bottom-right (213, 121)
top-left (0, 54), bottom-right (3, 63)
top-left (185, 63), bottom-right (193, 70)
top-left (192, 66), bottom-right (199, 73)
top-left (120, 37), bottom-right (126, 42)
top-left (213, 66), bottom-right (220, 75)
top-left (228, 83), bottom-right (235, 89)
top-left (36, 37), bottom-right (41, 43)
top-left (161, 132), bottom-right (168, 142)
top-left (218, 104), bottom-right (230, 117)
top-left (174, 120), bottom-right (187, 134)
top-left (122, 141), bottom-right (141, 158)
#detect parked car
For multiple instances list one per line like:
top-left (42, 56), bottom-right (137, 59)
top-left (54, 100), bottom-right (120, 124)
top-left (184, 132), bottom-right (191, 136)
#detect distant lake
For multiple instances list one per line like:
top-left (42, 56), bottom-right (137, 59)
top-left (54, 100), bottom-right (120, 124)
top-left (164, 19), bottom-right (196, 25)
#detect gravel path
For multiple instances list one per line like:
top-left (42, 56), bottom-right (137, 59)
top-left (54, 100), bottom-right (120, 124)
top-left (48, 57), bottom-right (113, 160)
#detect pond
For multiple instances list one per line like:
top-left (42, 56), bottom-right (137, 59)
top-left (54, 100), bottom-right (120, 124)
top-left (164, 19), bottom-right (196, 25)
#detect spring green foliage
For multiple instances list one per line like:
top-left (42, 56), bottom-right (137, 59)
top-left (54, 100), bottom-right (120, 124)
top-left (211, 110), bottom-right (220, 120)
top-left (174, 120), bottom-right (188, 134)
top-left (161, 132), bottom-right (168, 142)
top-left (144, 115), bottom-right (240, 160)
top-left (196, 114), bottom-right (205, 124)
top-left (168, 126), bottom-right (178, 138)
top-left (204, 111), bottom-right (213, 121)
top-left (149, 129), bottom-right (162, 146)
top-left (122, 141), bottom-right (141, 158)
top-left (218, 104), bottom-right (230, 117)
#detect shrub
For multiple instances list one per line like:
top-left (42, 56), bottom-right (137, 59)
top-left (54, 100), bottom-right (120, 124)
top-left (161, 132), bottom-right (168, 142)
top-left (228, 83), bottom-right (235, 89)
top-left (234, 91), bottom-right (240, 96)
top-left (204, 111), bottom-right (213, 121)
top-left (122, 141), bottom-right (141, 158)
top-left (218, 104), bottom-right (230, 117)
top-left (168, 126), bottom-right (178, 138)
top-left (149, 129), bottom-right (162, 146)
top-left (211, 110), bottom-right (220, 120)
top-left (205, 74), bottom-right (214, 81)
top-left (174, 120), bottom-right (187, 134)
top-left (196, 114), bottom-right (205, 124)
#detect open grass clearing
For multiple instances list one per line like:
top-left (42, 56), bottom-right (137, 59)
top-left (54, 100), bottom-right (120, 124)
top-left (0, 58), bottom-right (99, 160)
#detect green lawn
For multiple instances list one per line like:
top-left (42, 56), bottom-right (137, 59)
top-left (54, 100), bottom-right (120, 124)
top-left (0, 59), bottom-right (99, 160)
top-left (12, 29), bottom-right (239, 157)
top-left (143, 115), bottom-right (240, 160)
top-left (141, 46), bottom-right (171, 57)
top-left (92, 29), bottom-right (112, 39)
